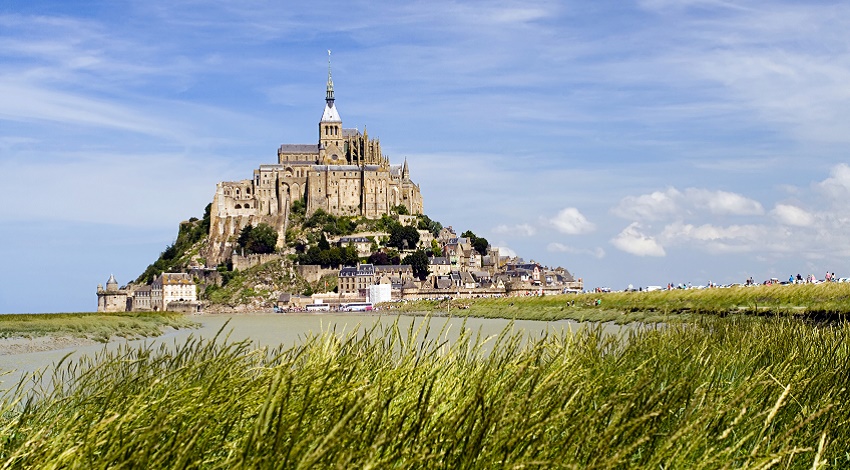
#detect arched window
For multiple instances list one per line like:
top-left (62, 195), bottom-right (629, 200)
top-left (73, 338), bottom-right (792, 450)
top-left (235, 204), bottom-right (242, 209)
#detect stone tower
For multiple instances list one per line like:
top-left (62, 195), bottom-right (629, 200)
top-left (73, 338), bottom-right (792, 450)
top-left (319, 51), bottom-right (344, 164)
top-left (96, 274), bottom-right (129, 312)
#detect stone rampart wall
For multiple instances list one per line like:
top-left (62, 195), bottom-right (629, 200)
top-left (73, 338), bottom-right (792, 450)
top-left (232, 253), bottom-right (281, 271)
top-left (295, 265), bottom-right (339, 283)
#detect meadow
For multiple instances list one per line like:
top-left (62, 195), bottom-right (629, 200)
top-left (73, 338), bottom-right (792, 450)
top-left (390, 282), bottom-right (850, 324)
top-left (0, 313), bottom-right (847, 468)
top-left (0, 312), bottom-right (197, 343)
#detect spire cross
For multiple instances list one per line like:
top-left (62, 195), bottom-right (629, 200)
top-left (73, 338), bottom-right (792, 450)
top-left (326, 50), bottom-right (335, 103)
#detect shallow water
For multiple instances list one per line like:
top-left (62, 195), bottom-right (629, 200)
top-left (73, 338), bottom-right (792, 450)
top-left (0, 313), bottom-right (626, 392)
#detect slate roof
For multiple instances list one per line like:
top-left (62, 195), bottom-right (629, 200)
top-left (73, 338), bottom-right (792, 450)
top-left (339, 264), bottom-right (375, 277)
top-left (279, 144), bottom-right (319, 153)
top-left (339, 237), bottom-right (371, 244)
top-left (375, 264), bottom-right (412, 274)
top-left (160, 273), bottom-right (194, 285)
top-left (435, 278), bottom-right (453, 289)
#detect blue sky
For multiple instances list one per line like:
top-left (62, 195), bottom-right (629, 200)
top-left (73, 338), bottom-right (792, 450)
top-left (3, 0), bottom-right (850, 313)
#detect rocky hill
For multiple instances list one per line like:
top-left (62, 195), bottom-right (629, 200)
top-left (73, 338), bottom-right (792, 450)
top-left (134, 202), bottom-right (448, 311)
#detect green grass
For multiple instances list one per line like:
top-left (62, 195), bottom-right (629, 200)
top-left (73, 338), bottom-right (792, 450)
top-left (0, 316), bottom-right (848, 467)
top-left (388, 282), bottom-right (850, 323)
top-left (0, 312), bottom-right (198, 342)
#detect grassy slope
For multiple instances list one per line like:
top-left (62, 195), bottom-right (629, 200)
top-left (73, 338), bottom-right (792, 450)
top-left (388, 282), bottom-right (850, 323)
top-left (204, 261), bottom-right (338, 308)
top-left (0, 316), bottom-right (846, 467)
top-left (0, 312), bottom-right (197, 342)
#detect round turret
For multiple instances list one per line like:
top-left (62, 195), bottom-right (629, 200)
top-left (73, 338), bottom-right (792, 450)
top-left (106, 274), bottom-right (118, 292)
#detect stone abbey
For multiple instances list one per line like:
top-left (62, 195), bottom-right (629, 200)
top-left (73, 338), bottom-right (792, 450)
top-left (208, 58), bottom-right (423, 264)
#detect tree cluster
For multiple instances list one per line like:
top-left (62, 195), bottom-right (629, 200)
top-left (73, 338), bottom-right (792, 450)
top-left (402, 250), bottom-right (430, 280)
top-left (461, 230), bottom-right (489, 257)
top-left (388, 224), bottom-right (420, 251)
top-left (303, 209), bottom-right (356, 236)
top-left (417, 214), bottom-right (443, 238)
top-left (238, 223), bottom-right (278, 255)
top-left (297, 233), bottom-right (359, 268)
top-left (368, 250), bottom-right (401, 266)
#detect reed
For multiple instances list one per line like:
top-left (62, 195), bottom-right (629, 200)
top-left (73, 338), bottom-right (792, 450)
top-left (0, 316), bottom-right (847, 467)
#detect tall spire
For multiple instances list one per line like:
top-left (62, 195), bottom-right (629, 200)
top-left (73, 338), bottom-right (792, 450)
top-left (326, 49), bottom-right (335, 105)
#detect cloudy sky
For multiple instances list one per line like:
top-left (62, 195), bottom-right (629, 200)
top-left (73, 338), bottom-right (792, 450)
top-left (3, 0), bottom-right (850, 313)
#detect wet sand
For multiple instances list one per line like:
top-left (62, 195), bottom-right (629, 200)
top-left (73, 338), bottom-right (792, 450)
top-left (0, 313), bottom-right (626, 392)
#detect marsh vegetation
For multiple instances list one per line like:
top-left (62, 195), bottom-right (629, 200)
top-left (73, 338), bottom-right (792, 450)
top-left (0, 316), bottom-right (847, 467)
top-left (0, 312), bottom-right (196, 343)
top-left (392, 282), bottom-right (850, 323)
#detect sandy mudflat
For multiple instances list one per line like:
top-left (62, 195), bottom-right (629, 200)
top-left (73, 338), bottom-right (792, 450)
top-left (0, 336), bottom-right (102, 355)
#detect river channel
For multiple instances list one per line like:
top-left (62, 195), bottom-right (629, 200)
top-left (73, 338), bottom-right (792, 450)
top-left (0, 313), bottom-right (627, 393)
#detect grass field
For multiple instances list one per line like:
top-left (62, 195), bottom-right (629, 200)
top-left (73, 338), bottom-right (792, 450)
top-left (387, 282), bottom-right (850, 323)
top-left (0, 312), bottom-right (197, 343)
top-left (0, 315), bottom-right (847, 468)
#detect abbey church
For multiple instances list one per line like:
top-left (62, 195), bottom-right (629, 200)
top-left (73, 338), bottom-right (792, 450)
top-left (208, 59), bottom-right (423, 264)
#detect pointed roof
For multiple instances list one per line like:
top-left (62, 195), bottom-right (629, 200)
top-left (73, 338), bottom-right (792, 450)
top-left (321, 50), bottom-right (342, 123)
top-left (322, 103), bottom-right (341, 122)
top-left (107, 274), bottom-right (117, 285)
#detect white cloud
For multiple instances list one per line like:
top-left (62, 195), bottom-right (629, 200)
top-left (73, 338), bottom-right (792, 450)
top-left (614, 187), bottom-right (763, 222)
top-left (611, 223), bottom-right (666, 257)
top-left (0, 80), bottom-right (174, 136)
top-left (660, 222), bottom-right (766, 243)
top-left (612, 188), bottom-right (680, 221)
top-left (771, 204), bottom-right (814, 227)
top-left (547, 242), bottom-right (605, 258)
top-left (493, 223), bottom-right (536, 237)
top-left (818, 163), bottom-right (850, 200)
top-left (549, 208), bottom-right (596, 235)
top-left (684, 188), bottom-right (764, 216)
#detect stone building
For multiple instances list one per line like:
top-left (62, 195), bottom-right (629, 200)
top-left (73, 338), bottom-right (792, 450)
top-left (338, 263), bottom-right (415, 297)
top-left (96, 274), bottom-right (129, 312)
top-left (151, 273), bottom-right (198, 311)
top-left (208, 57), bottom-right (423, 265)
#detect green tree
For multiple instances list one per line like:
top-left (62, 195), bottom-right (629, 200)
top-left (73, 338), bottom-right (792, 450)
top-left (472, 237), bottom-right (489, 256)
top-left (402, 250), bottom-right (430, 280)
top-left (342, 244), bottom-right (359, 266)
top-left (368, 251), bottom-right (390, 265)
top-left (388, 225), bottom-right (420, 250)
top-left (238, 223), bottom-right (278, 254)
top-left (290, 199), bottom-right (306, 217)
top-left (461, 230), bottom-right (489, 256)
top-left (418, 214), bottom-right (443, 238)
top-left (392, 204), bottom-right (409, 215)
top-left (431, 239), bottom-right (442, 257)
top-left (386, 249), bottom-right (401, 265)
top-left (318, 232), bottom-right (331, 251)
